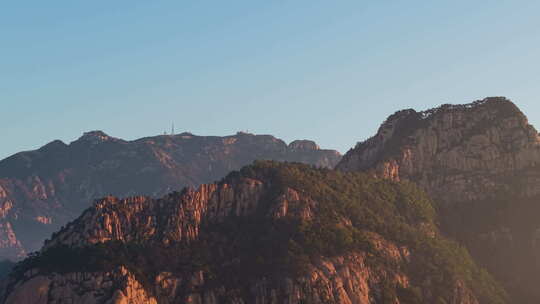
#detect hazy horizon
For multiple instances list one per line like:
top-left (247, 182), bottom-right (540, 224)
top-left (3, 1), bottom-right (540, 159)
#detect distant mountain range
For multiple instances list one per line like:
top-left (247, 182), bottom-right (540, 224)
top-left (0, 131), bottom-right (341, 259)
top-left (6, 97), bottom-right (540, 303)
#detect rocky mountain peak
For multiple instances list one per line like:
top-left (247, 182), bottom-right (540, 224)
top-left (176, 131), bottom-right (195, 138)
top-left (38, 140), bottom-right (67, 152)
top-left (336, 97), bottom-right (540, 302)
top-left (288, 140), bottom-right (320, 151)
top-left (339, 97), bottom-right (537, 175)
top-left (0, 131), bottom-right (340, 260)
top-left (75, 130), bottom-right (117, 144)
top-left (418, 96), bottom-right (520, 118)
top-left (3, 161), bottom-right (504, 304)
top-left (377, 97), bottom-right (521, 127)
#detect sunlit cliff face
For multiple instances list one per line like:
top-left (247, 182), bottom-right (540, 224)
top-left (4, 162), bottom-right (496, 304)
top-left (0, 132), bottom-right (340, 260)
top-left (338, 97), bottom-right (540, 302)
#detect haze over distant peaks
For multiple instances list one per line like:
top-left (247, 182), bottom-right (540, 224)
top-left (0, 131), bottom-right (341, 260)
top-left (5, 97), bottom-right (540, 303)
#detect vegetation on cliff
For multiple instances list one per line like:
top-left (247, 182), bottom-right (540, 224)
top-left (11, 161), bottom-right (506, 303)
top-left (0, 132), bottom-right (341, 260)
top-left (337, 97), bottom-right (540, 303)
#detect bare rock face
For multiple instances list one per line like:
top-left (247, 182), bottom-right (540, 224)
top-left (337, 97), bottom-right (540, 302)
top-left (288, 140), bottom-right (320, 151)
top-left (338, 97), bottom-right (540, 200)
top-left (5, 266), bottom-right (156, 304)
top-left (6, 253), bottom-right (413, 304)
top-left (3, 162), bottom-right (499, 304)
top-left (43, 179), bottom-right (268, 249)
top-left (0, 132), bottom-right (341, 260)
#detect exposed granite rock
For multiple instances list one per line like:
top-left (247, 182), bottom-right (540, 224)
top-left (0, 222), bottom-right (25, 260)
top-left (338, 98), bottom-right (540, 202)
top-left (288, 140), bottom-right (320, 151)
top-left (6, 252), bottom-right (416, 304)
top-left (43, 179), bottom-right (310, 249)
top-left (0, 132), bottom-right (341, 260)
top-left (5, 266), bottom-right (156, 304)
top-left (4, 162), bottom-right (493, 304)
top-left (337, 97), bottom-right (540, 302)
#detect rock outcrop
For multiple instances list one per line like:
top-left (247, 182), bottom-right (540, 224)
top-left (5, 266), bottom-right (156, 304)
top-left (3, 162), bottom-right (503, 304)
top-left (337, 97), bottom-right (540, 203)
top-left (337, 97), bottom-right (540, 303)
top-left (6, 254), bottom-right (414, 304)
top-left (0, 132), bottom-right (341, 260)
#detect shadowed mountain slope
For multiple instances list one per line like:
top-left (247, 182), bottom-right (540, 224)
top-left (337, 97), bottom-right (540, 303)
top-left (0, 131), bottom-right (340, 260)
top-left (3, 161), bottom-right (505, 304)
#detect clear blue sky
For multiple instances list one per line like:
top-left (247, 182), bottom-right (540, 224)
top-left (2, 1), bottom-right (540, 159)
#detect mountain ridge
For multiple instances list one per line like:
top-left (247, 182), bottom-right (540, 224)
top-left (3, 161), bottom-right (505, 304)
top-left (337, 96), bottom-right (540, 302)
top-left (0, 131), bottom-right (341, 260)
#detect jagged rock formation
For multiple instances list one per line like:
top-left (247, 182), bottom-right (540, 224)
top-left (6, 254), bottom-right (412, 304)
top-left (5, 266), bottom-right (155, 304)
top-left (337, 97), bottom-right (540, 303)
top-left (2, 162), bottom-right (505, 304)
top-left (0, 132), bottom-right (341, 260)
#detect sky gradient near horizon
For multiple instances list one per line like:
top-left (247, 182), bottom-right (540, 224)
top-left (2, 1), bottom-right (540, 159)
